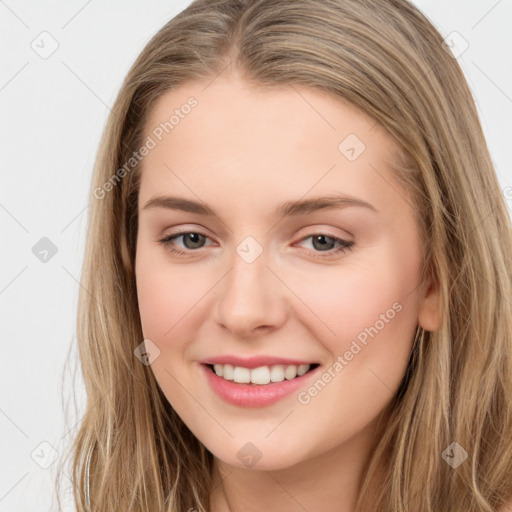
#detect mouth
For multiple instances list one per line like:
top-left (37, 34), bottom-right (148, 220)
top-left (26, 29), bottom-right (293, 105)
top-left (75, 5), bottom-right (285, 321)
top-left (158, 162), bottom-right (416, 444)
top-left (203, 362), bottom-right (321, 386)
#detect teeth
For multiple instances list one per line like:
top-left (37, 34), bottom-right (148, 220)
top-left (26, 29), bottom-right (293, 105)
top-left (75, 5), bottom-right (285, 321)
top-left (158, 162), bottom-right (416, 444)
top-left (251, 366), bottom-right (271, 385)
top-left (233, 366), bottom-right (251, 383)
top-left (297, 364), bottom-right (309, 376)
top-left (270, 365), bottom-right (284, 382)
top-left (221, 364), bottom-right (234, 380)
top-left (284, 365), bottom-right (297, 379)
top-left (212, 363), bottom-right (312, 385)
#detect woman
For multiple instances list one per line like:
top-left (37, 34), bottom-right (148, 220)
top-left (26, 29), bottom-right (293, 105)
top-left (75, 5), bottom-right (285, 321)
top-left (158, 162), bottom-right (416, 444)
top-left (57, 0), bottom-right (512, 510)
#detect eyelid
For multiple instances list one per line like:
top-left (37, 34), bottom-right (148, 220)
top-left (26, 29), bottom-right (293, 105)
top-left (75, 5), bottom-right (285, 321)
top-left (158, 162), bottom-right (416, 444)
top-left (160, 227), bottom-right (346, 243)
top-left (159, 225), bottom-right (216, 242)
top-left (159, 229), bottom-right (217, 248)
top-left (160, 224), bottom-right (351, 242)
top-left (295, 225), bottom-right (352, 241)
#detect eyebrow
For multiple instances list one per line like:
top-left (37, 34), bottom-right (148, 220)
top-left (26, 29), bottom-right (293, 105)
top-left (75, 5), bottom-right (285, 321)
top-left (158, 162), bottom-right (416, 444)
top-left (142, 194), bottom-right (377, 217)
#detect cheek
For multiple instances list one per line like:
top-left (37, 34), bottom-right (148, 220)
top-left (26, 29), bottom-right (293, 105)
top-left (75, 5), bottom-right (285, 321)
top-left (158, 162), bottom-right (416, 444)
top-left (135, 248), bottom-right (221, 373)
top-left (136, 267), bottom-right (176, 341)
top-left (135, 251), bottom-right (204, 401)
top-left (287, 241), bottom-right (420, 366)
top-left (135, 247), bottom-right (199, 342)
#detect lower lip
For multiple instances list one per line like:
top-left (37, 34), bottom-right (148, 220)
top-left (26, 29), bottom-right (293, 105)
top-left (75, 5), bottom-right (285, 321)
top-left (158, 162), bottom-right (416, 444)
top-left (200, 363), bottom-right (320, 408)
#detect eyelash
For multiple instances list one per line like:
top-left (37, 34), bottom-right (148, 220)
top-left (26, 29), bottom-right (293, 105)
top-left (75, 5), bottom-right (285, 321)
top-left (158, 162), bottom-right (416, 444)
top-left (158, 231), bottom-right (354, 259)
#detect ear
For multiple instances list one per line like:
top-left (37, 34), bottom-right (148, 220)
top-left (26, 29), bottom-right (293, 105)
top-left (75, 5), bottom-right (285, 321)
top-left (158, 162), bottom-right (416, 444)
top-left (417, 271), bottom-right (442, 332)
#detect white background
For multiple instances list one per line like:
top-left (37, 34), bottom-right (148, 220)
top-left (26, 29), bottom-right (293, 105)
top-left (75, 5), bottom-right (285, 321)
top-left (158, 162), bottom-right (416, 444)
top-left (1, 1), bottom-right (511, 510)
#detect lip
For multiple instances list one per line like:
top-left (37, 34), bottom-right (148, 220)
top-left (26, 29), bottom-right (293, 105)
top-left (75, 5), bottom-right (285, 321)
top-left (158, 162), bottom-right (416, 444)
top-left (199, 355), bottom-right (318, 369)
top-left (199, 362), bottom-right (321, 408)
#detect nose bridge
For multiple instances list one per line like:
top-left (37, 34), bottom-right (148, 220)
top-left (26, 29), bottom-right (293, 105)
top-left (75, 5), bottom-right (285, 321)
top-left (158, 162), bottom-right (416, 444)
top-left (214, 239), bottom-right (288, 335)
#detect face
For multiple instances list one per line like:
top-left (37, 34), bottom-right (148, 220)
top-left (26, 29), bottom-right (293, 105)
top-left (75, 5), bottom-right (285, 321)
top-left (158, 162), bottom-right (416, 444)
top-left (135, 71), bottom-right (440, 471)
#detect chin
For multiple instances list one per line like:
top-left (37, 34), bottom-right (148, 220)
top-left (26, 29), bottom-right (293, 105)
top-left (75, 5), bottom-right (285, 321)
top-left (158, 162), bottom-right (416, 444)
top-left (207, 439), bottom-right (309, 472)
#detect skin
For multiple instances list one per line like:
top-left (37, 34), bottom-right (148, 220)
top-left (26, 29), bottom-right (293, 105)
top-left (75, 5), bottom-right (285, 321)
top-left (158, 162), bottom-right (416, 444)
top-left (135, 68), bottom-right (441, 512)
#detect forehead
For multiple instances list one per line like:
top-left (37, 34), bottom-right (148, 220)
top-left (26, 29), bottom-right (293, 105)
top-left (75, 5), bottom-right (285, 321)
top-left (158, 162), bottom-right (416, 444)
top-left (138, 73), bottom-right (407, 218)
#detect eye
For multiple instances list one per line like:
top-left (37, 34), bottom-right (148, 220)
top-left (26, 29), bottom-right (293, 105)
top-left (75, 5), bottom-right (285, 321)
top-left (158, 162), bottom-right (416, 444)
top-left (295, 234), bottom-right (354, 258)
top-left (158, 231), bottom-right (354, 258)
top-left (158, 231), bottom-right (214, 255)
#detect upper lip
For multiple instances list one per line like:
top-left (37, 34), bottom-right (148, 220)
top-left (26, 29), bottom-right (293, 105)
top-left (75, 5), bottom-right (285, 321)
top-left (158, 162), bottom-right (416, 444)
top-left (200, 355), bottom-right (318, 369)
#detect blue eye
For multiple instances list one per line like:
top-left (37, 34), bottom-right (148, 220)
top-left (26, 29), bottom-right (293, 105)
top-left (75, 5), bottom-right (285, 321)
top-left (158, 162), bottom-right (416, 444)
top-left (158, 231), bottom-right (354, 258)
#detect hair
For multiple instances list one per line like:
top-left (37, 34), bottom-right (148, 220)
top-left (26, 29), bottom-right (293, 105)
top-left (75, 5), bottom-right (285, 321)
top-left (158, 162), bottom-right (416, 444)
top-left (55, 0), bottom-right (512, 511)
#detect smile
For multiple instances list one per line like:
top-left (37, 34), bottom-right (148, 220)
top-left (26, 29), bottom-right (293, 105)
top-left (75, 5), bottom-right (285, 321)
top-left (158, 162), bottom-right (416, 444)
top-left (200, 362), bottom-right (321, 408)
top-left (208, 363), bottom-right (319, 385)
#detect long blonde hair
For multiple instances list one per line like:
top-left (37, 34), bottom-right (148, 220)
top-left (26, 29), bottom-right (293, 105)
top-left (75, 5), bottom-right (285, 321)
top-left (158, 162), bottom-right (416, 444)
top-left (55, 0), bottom-right (512, 510)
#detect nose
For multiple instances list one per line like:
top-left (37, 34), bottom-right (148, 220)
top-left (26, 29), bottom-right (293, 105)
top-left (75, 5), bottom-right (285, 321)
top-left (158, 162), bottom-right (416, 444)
top-left (214, 248), bottom-right (289, 338)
